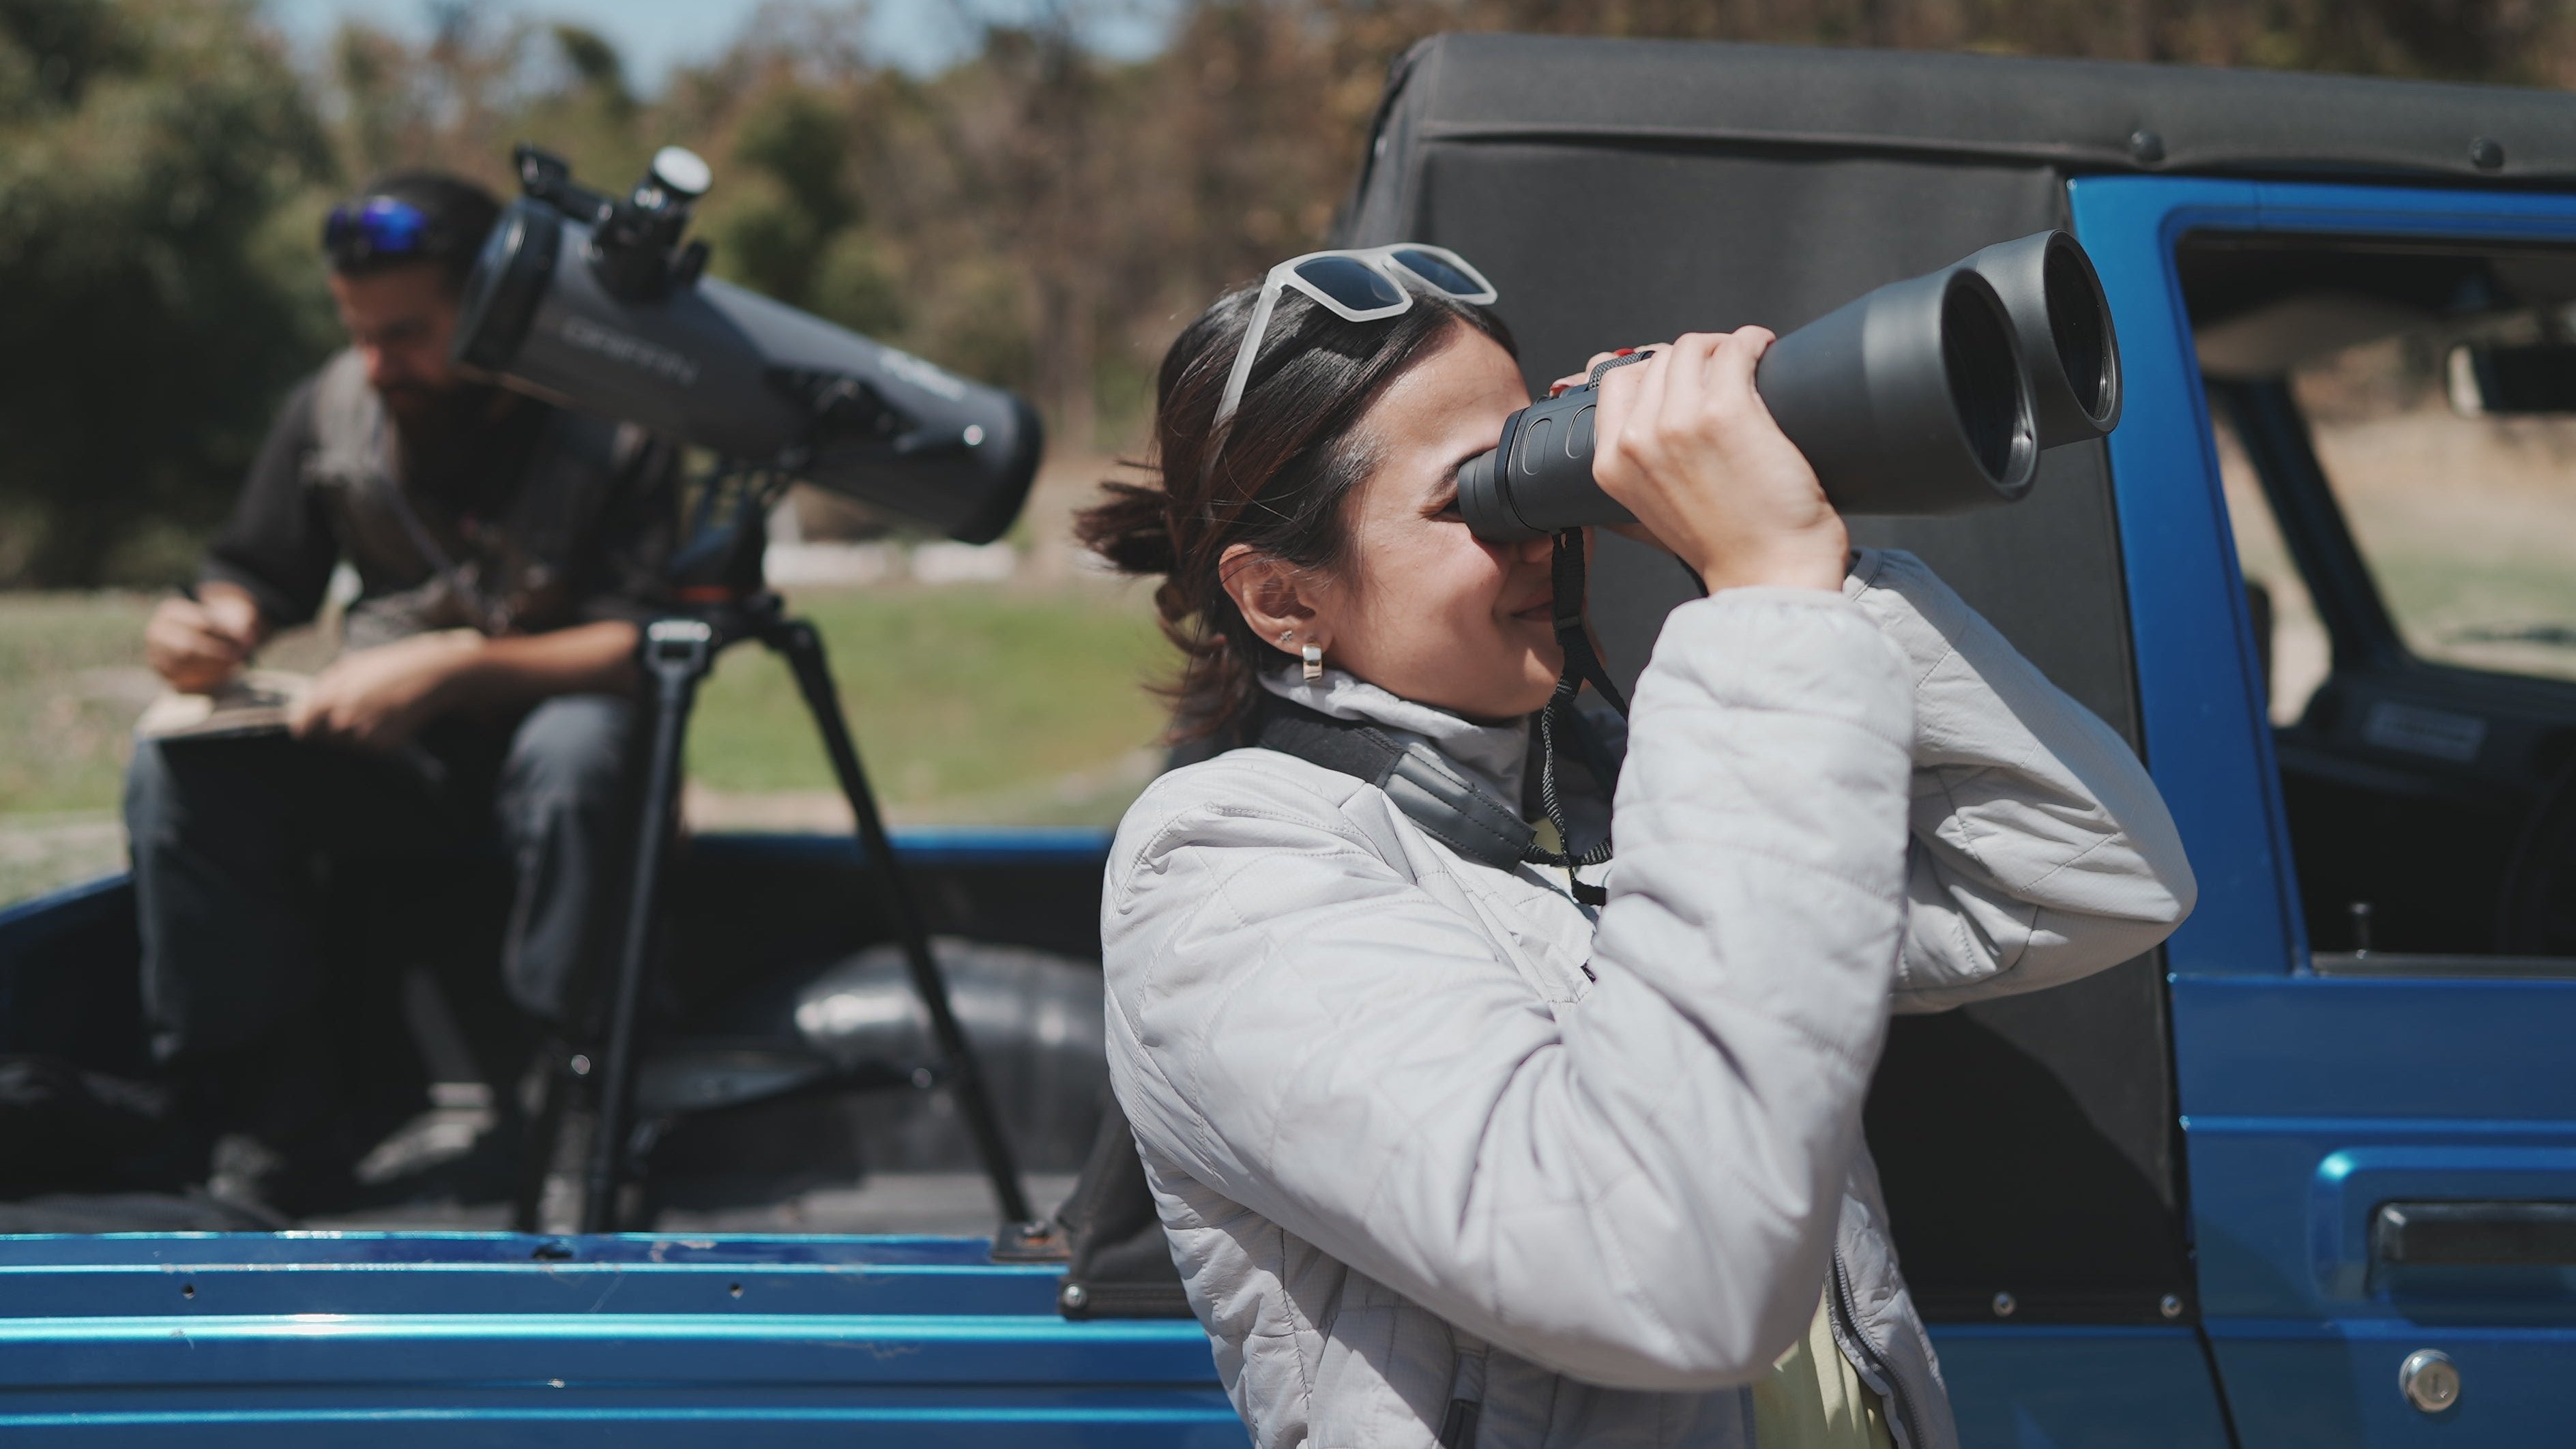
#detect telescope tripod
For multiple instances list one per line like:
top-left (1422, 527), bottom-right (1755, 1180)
top-left (532, 587), bottom-right (1036, 1237)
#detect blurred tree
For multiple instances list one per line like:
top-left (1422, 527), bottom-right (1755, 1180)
top-left (330, 3), bottom-right (530, 190)
top-left (947, 18), bottom-right (1107, 450)
top-left (0, 0), bottom-right (332, 586)
top-left (513, 22), bottom-right (656, 184)
top-left (13, 0), bottom-right (2576, 587)
top-left (709, 86), bottom-right (870, 312)
top-left (550, 21), bottom-right (629, 101)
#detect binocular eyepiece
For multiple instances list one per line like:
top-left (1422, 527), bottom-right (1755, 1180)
top-left (453, 145), bottom-right (1042, 545)
top-left (1459, 230), bottom-right (2120, 540)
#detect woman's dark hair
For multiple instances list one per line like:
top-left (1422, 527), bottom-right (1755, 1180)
top-left (1077, 279), bottom-right (1517, 743)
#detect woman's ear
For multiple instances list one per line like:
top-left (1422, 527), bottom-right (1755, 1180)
top-left (1219, 542), bottom-right (1332, 653)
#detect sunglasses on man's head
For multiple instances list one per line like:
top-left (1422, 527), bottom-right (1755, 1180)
top-left (1211, 245), bottom-right (1499, 454)
top-left (323, 197), bottom-right (436, 266)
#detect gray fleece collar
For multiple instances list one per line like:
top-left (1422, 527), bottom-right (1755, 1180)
top-left (1257, 667), bottom-right (1529, 807)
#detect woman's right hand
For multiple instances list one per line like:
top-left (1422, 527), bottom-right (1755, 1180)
top-left (1585, 333), bottom-right (1849, 594)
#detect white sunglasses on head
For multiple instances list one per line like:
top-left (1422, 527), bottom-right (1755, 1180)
top-left (1212, 244), bottom-right (1499, 437)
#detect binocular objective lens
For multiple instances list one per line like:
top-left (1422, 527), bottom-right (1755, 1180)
top-left (2044, 244), bottom-right (2111, 417)
top-left (1942, 282), bottom-right (2027, 482)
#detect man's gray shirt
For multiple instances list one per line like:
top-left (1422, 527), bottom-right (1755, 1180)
top-left (201, 349), bottom-right (676, 649)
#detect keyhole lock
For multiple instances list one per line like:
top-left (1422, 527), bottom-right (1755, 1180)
top-left (2400, 1349), bottom-right (2460, 1414)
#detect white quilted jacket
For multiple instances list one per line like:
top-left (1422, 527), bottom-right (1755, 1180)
top-left (1100, 548), bottom-right (2197, 1448)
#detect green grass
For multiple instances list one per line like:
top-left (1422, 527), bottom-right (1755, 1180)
top-left (684, 582), bottom-right (1174, 819)
top-left (0, 592), bottom-right (161, 816)
top-left (0, 581), bottom-right (1175, 907)
top-left (2384, 579), bottom-right (2576, 682)
top-left (2346, 516), bottom-right (2576, 684)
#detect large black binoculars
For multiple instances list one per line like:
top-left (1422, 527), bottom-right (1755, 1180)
top-left (1459, 231), bottom-right (2120, 540)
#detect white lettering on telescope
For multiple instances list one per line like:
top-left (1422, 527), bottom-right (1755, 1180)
top-left (557, 314), bottom-right (701, 387)
top-left (875, 345), bottom-right (969, 402)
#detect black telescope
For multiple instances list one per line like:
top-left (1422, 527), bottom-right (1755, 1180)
top-left (1459, 230), bottom-right (2121, 541)
top-left (441, 147), bottom-right (1052, 1240)
top-left (452, 145), bottom-right (1042, 544)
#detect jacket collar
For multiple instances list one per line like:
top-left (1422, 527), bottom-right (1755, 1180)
top-left (1257, 667), bottom-right (1528, 806)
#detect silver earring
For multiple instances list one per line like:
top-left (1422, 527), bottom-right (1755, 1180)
top-left (1302, 642), bottom-right (1324, 682)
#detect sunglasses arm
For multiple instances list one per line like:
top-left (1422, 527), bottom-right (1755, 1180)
top-left (1216, 276), bottom-right (1287, 427)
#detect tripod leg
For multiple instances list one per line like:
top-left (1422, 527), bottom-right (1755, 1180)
top-left (510, 1051), bottom-right (567, 1233)
top-left (764, 617), bottom-right (1035, 1227)
top-left (580, 619), bottom-right (714, 1235)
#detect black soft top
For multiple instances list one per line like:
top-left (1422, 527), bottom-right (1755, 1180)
top-left (1332, 31), bottom-right (2523, 1328)
top-left (1353, 32), bottom-right (2576, 199)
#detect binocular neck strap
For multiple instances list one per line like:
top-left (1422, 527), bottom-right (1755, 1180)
top-left (1525, 528), bottom-right (1626, 906)
top-left (1549, 529), bottom-right (1628, 718)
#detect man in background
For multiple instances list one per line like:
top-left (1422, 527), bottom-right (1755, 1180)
top-left (127, 171), bottom-right (677, 1215)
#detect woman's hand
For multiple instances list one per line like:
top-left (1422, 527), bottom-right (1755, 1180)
top-left (1585, 332), bottom-right (1849, 594)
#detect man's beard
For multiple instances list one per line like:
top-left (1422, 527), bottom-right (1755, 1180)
top-left (382, 379), bottom-right (518, 504)
top-left (378, 381), bottom-right (458, 427)
top-left (381, 379), bottom-right (510, 438)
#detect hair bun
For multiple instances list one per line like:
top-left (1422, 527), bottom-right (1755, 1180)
top-left (1072, 480), bottom-right (1177, 577)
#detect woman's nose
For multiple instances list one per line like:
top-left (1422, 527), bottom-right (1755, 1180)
top-left (1515, 532), bottom-right (1554, 566)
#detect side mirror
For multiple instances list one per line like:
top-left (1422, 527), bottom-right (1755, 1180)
top-left (2447, 341), bottom-right (2576, 415)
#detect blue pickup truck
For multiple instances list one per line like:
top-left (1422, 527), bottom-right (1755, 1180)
top-left (5, 32), bottom-right (2573, 1448)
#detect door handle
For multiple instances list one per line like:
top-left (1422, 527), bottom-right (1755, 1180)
top-left (2373, 1200), bottom-right (2576, 1266)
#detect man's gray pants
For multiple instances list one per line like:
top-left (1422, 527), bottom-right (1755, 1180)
top-left (123, 694), bottom-right (638, 1066)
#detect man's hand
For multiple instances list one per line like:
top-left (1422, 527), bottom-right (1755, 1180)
top-left (144, 585), bottom-right (266, 693)
top-left (287, 620), bottom-right (641, 752)
top-left (290, 632), bottom-right (482, 753)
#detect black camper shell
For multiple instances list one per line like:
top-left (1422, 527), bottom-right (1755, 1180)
top-left (1337, 33), bottom-right (2576, 1327)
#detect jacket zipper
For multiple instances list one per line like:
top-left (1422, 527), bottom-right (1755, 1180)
top-left (1826, 1249), bottom-right (1919, 1449)
top-left (1439, 1331), bottom-right (1491, 1448)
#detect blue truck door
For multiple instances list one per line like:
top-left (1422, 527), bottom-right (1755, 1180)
top-left (2077, 175), bottom-right (2576, 1448)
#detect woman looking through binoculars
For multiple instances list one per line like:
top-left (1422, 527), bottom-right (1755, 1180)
top-left (1074, 248), bottom-right (2196, 1449)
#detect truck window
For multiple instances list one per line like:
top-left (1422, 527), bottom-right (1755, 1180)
top-left (2195, 236), bottom-right (2576, 696)
top-left (2249, 337), bottom-right (2576, 689)
top-left (2212, 411), bottom-right (2330, 722)
top-left (2186, 232), bottom-right (2576, 958)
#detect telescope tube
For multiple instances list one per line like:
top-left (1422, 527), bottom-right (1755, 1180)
top-left (454, 196), bottom-right (1042, 545)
